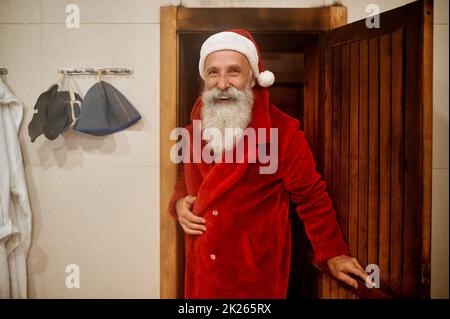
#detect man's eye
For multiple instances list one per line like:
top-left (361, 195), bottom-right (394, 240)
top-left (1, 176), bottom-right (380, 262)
top-left (208, 71), bottom-right (218, 76)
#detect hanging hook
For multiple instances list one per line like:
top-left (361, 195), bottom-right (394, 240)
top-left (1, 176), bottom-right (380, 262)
top-left (97, 68), bottom-right (104, 81)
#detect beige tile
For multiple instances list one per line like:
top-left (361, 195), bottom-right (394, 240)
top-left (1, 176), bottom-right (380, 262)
top-left (80, 166), bottom-right (159, 297)
top-left (431, 168), bottom-right (449, 298)
top-left (41, 0), bottom-right (180, 24)
top-left (324, 0), bottom-right (415, 23)
top-left (433, 24), bottom-right (449, 169)
top-left (28, 166), bottom-right (159, 298)
top-left (0, 0), bottom-right (40, 23)
top-left (433, 108), bottom-right (449, 170)
top-left (24, 166), bottom-right (45, 210)
top-left (25, 166), bottom-right (57, 298)
top-left (37, 23), bottom-right (159, 167)
top-left (23, 166), bottom-right (45, 236)
top-left (182, 0), bottom-right (324, 7)
top-left (27, 166), bottom-right (86, 298)
top-left (434, 0), bottom-right (449, 24)
top-left (24, 165), bottom-right (45, 282)
top-left (0, 25), bottom-right (41, 113)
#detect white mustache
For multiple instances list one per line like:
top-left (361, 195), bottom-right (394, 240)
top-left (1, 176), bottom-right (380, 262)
top-left (205, 87), bottom-right (242, 103)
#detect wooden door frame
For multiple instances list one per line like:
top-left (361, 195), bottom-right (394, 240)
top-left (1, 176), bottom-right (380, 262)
top-left (160, 5), bottom-right (347, 299)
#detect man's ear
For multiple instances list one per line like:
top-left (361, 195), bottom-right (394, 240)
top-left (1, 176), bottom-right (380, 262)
top-left (250, 74), bottom-right (256, 88)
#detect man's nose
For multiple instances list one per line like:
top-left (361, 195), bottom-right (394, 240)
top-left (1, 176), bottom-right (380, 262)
top-left (216, 75), bottom-right (230, 90)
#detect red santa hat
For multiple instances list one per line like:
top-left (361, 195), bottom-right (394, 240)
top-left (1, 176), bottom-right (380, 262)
top-left (198, 29), bottom-right (275, 88)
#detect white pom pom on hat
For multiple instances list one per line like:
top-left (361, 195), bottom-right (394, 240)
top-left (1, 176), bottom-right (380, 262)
top-left (257, 70), bottom-right (275, 87)
top-left (199, 29), bottom-right (275, 88)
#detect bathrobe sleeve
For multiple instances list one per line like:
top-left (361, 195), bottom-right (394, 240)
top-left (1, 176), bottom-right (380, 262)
top-left (282, 128), bottom-right (350, 263)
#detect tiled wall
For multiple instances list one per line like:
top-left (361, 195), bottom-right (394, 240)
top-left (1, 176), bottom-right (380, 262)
top-left (0, 0), bottom-right (178, 298)
top-left (0, 0), bottom-right (447, 298)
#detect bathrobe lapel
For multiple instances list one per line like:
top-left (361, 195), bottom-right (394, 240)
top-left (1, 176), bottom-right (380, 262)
top-left (188, 87), bottom-right (272, 214)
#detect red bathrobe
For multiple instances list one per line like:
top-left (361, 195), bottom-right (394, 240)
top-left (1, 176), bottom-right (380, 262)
top-left (168, 86), bottom-right (349, 299)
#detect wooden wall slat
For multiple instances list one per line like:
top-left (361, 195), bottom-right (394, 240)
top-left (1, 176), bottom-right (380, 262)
top-left (358, 39), bottom-right (369, 269)
top-left (321, 47), bottom-right (334, 299)
top-left (348, 41), bottom-right (359, 259)
top-left (390, 30), bottom-right (404, 296)
top-left (348, 41), bottom-right (360, 299)
top-left (367, 36), bottom-right (379, 268)
top-left (379, 33), bottom-right (392, 289)
top-left (304, 45), bottom-right (315, 146)
top-left (420, 0), bottom-right (433, 299)
top-left (339, 43), bottom-right (350, 299)
top-left (330, 45), bottom-right (342, 299)
top-left (313, 42), bottom-right (320, 165)
top-left (317, 33), bottom-right (328, 176)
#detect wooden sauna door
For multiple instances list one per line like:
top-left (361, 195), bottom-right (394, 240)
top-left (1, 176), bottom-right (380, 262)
top-left (313, 0), bottom-right (433, 298)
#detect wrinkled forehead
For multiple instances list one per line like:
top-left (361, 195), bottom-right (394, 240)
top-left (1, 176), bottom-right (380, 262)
top-left (204, 50), bottom-right (251, 70)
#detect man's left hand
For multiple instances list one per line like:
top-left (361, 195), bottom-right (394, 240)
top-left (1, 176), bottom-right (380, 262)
top-left (327, 255), bottom-right (369, 289)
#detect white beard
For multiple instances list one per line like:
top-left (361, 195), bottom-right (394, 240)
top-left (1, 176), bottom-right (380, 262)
top-left (201, 84), bottom-right (254, 156)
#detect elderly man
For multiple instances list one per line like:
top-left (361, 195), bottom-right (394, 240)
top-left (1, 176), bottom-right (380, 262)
top-left (169, 29), bottom-right (369, 299)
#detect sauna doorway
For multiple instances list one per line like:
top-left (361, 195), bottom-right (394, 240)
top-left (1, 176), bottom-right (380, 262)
top-left (161, 1), bottom-right (433, 299)
top-left (177, 31), bottom-right (319, 299)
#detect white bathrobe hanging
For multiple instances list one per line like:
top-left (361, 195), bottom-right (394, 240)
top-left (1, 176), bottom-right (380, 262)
top-left (0, 79), bottom-right (32, 299)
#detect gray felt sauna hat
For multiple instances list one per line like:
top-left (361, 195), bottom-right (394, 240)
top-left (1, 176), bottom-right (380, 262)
top-left (74, 80), bottom-right (141, 136)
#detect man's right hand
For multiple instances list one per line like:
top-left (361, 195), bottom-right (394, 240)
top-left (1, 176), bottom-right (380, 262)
top-left (175, 195), bottom-right (206, 235)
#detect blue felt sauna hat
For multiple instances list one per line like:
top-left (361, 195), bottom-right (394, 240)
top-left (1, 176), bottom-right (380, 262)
top-left (74, 80), bottom-right (141, 136)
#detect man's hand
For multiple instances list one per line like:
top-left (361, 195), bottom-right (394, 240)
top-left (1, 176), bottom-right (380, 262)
top-left (327, 255), bottom-right (370, 289)
top-left (175, 195), bottom-right (206, 235)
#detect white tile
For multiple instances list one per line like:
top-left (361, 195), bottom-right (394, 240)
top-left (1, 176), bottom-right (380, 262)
top-left (433, 24), bottom-right (449, 169)
top-left (0, 0), bottom-right (40, 23)
top-left (37, 23), bottom-right (159, 167)
top-left (431, 168), bottom-right (449, 299)
top-left (181, 0), bottom-right (324, 7)
top-left (434, 0), bottom-right (449, 25)
top-left (41, 0), bottom-right (180, 24)
top-left (324, 0), bottom-right (415, 24)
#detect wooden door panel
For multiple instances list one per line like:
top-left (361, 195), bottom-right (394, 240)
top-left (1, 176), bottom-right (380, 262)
top-left (357, 38), bottom-right (369, 270)
top-left (317, 0), bottom-right (432, 298)
top-left (389, 30), bottom-right (404, 294)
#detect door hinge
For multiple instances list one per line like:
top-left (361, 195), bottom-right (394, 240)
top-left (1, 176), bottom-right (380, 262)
top-left (421, 263), bottom-right (431, 284)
